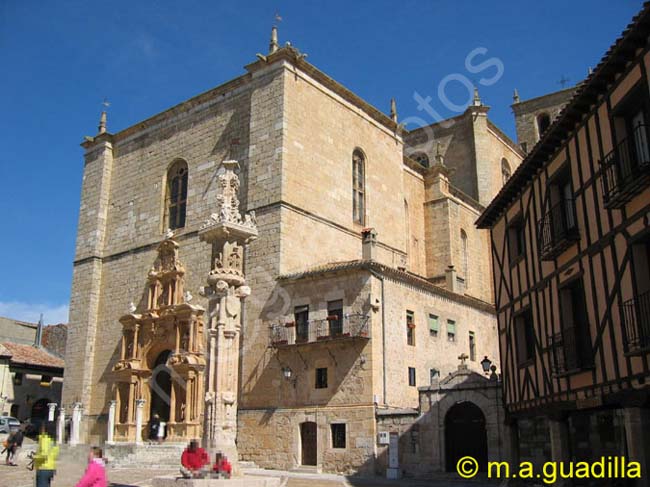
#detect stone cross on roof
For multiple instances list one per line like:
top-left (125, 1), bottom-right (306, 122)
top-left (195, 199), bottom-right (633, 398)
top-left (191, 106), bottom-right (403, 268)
top-left (458, 353), bottom-right (469, 365)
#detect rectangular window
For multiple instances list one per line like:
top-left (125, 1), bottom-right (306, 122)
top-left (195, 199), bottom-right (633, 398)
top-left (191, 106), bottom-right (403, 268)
top-left (315, 368), bottom-right (328, 389)
top-left (406, 310), bottom-right (415, 346)
top-left (559, 279), bottom-right (593, 370)
top-left (331, 424), bottom-right (346, 449)
top-left (430, 368), bottom-right (440, 384)
top-left (515, 309), bottom-right (535, 366)
top-left (469, 331), bottom-right (476, 361)
top-left (295, 305), bottom-right (309, 343)
top-left (428, 314), bottom-right (439, 337)
top-left (447, 320), bottom-right (456, 342)
top-left (13, 372), bottom-right (23, 386)
top-left (507, 217), bottom-right (526, 263)
top-left (408, 367), bottom-right (416, 387)
top-left (327, 300), bottom-right (344, 337)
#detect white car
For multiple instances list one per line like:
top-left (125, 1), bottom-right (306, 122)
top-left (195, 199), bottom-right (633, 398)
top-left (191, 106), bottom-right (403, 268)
top-left (0, 416), bottom-right (21, 434)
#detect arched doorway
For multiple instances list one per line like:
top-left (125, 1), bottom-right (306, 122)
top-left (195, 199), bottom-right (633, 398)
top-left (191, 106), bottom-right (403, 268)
top-left (445, 401), bottom-right (488, 472)
top-left (300, 421), bottom-right (317, 466)
top-left (150, 350), bottom-right (172, 423)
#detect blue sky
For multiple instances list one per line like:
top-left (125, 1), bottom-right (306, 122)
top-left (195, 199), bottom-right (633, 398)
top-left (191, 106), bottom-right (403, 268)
top-left (0, 0), bottom-right (643, 324)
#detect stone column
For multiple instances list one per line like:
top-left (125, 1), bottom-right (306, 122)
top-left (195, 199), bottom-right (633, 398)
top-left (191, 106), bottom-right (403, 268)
top-left (623, 407), bottom-right (650, 487)
top-left (548, 415), bottom-right (571, 486)
top-left (135, 399), bottom-right (146, 445)
top-left (199, 159), bottom-right (258, 472)
top-left (107, 400), bottom-right (117, 444)
top-left (56, 408), bottom-right (65, 445)
top-left (47, 403), bottom-right (57, 422)
top-left (70, 402), bottom-right (82, 446)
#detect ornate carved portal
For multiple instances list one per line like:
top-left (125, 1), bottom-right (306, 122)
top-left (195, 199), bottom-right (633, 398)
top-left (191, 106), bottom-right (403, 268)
top-left (111, 237), bottom-right (206, 443)
top-left (199, 159), bottom-right (257, 465)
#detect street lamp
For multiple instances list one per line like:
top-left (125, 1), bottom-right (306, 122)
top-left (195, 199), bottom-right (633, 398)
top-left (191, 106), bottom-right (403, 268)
top-left (480, 356), bottom-right (492, 375)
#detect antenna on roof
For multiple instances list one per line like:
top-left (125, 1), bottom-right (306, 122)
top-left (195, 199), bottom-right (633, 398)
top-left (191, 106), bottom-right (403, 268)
top-left (35, 313), bottom-right (44, 348)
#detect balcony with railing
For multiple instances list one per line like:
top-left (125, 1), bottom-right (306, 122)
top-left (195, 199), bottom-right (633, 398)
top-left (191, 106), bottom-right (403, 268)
top-left (270, 313), bottom-right (370, 347)
top-left (548, 326), bottom-right (594, 375)
top-left (538, 199), bottom-right (579, 260)
top-left (600, 124), bottom-right (650, 208)
top-left (622, 290), bottom-right (650, 354)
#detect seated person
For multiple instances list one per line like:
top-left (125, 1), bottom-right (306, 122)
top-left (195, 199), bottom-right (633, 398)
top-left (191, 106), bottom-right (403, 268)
top-left (180, 440), bottom-right (209, 479)
top-left (211, 452), bottom-right (232, 479)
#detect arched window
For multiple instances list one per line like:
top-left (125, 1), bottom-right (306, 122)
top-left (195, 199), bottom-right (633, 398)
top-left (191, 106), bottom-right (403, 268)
top-left (352, 150), bottom-right (365, 225)
top-left (501, 158), bottom-right (511, 185)
top-left (166, 160), bottom-right (188, 230)
top-left (537, 113), bottom-right (551, 139)
top-left (412, 152), bottom-right (429, 168)
top-left (460, 229), bottom-right (469, 285)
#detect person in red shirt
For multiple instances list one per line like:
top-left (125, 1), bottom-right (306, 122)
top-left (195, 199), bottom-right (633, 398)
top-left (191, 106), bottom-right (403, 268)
top-left (180, 440), bottom-right (209, 479)
top-left (211, 452), bottom-right (232, 479)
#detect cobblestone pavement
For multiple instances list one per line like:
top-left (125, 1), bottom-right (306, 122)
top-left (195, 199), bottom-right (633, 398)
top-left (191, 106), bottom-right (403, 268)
top-left (0, 449), bottom-right (496, 487)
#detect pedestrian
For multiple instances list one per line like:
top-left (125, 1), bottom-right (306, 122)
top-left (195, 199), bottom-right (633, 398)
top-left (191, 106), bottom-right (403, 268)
top-left (5, 426), bottom-right (23, 466)
top-left (157, 419), bottom-right (166, 444)
top-left (180, 439), bottom-right (209, 479)
top-left (74, 446), bottom-right (107, 487)
top-left (33, 423), bottom-right (59, 487)
top-left (148, 413), bottom-right (160, 443)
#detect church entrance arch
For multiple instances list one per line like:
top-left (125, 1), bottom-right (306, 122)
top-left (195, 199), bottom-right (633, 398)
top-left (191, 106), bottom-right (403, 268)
top-left (445, 401), bottom-right (488, 472)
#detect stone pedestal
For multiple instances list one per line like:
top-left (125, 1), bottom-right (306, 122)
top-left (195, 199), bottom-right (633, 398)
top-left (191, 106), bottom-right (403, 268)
top-left (70, 402), bottom-right (82, 446)
top-left (154, 477), bottom-right (280, 487)
top-left (135, 399), bottom-right (146, 445)
top-left (107, 400), bottom-right (116, 444)
top-left (56, 408), bottom-right (65, 445)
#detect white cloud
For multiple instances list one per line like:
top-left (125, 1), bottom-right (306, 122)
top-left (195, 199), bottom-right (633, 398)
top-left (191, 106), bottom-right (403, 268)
top-left (0, 301), bottom-right (69, 325)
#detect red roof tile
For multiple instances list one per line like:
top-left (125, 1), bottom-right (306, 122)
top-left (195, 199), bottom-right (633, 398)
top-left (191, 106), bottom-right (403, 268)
top-left (1, 342), bottom-right (64, 369)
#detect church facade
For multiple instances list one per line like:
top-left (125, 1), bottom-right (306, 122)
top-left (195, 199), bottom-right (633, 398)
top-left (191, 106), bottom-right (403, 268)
top-left (64, 32), bottom-right (522, 474)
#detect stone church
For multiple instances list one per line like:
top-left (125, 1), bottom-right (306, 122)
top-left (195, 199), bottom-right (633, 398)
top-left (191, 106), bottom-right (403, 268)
top-left (63, 28), bottom-right (525, 474)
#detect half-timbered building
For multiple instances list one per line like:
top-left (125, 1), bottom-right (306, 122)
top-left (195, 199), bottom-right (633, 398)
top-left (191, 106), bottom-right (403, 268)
top-left (477, 3), bottom-right (650, 482)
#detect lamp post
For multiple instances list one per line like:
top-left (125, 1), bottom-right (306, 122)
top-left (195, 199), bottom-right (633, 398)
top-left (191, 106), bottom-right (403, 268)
top-left (481, 356), bottom-right (492, 375)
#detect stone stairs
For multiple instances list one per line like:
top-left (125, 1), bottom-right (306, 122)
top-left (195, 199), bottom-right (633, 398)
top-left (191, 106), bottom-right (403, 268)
top-left (104, 442), bottom-right (187, 469)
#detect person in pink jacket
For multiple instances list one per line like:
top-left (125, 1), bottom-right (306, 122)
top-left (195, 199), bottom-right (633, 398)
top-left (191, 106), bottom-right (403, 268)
top-left (74, 447), bottom-right (107, 487)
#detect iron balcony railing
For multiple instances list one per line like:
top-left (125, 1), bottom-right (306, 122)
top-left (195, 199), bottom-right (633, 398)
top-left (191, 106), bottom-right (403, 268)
top-left (270, 313), bottom-right (370, 347)
top-left (549, 326), bottom-right (594, 374)
top-left (538, 199), bottom-right (579, 260)
top-left (622, 290), bottom-right (650, 353)
top-left (600, 124), bottom-right (650, 208)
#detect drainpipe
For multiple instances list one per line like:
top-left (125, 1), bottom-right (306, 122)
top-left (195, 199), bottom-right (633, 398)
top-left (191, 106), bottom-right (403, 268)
top-left (369, 268), bottom-right (387, 406)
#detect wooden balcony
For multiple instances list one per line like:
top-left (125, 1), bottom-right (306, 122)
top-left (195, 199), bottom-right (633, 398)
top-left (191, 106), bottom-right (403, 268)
top-left (270, 313), bottom-right (370, 347)
top-left (622, 290), bottom-right (650, 354)
top-left (600, 124), bottom-right (650, 208)
top-left (538, 199), bottom-right (579, 260)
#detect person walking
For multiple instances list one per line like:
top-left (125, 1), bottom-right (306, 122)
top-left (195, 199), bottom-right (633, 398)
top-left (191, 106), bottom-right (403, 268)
top-left (33, 424), bottom-right (59, 486)
top-left (74, 446), bottom-right (107, 487)
top-left (148, 414), bottom-right (160, 443)
top-left (5, 426), bottom-right (24, 466)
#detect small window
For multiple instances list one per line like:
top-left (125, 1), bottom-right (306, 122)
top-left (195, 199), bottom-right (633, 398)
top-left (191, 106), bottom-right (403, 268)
top-left (411, 152), bottom-right (429, 168)
top-left (166, 160), bottom-right (188, 230)
top-left (559, 279), bottom-right (593, 370)
top-left (507, 217), bottom-right (526, 263)
top-left (537, 113), bottom-right (551, 138)
top-left (13, 372), bottom-right (23, 386)
top-left (429, 368), bottom-right (440, 384)
top-left (352, 150), bottom-right (365, 225)
top-left (331, 424), bottom-right (346, 449)
top-left (447, 320), bottom-right (456, 342)
top-left (502, 158), bottom-right (511, 185)
top-left (315, 368), bottom-right (328, 389)
top-left (515, 309), bottom-right (535, 366)
top-left (408, 367), bottom-right (416, 387)
top-left (406, 310), bottom-right (415, 346)
top-left (327, 300), bottom-right (343, 337)
top-left (40, 375), bottom-right (52, 387)
top-left (410, 429), bottom-right (420, 454)
top-left (295, 305), bottom-right (310, 343)
top-left (428, 314), bottom-right (439, 337)
top-left (469, 331), bottom-right (476, 361)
